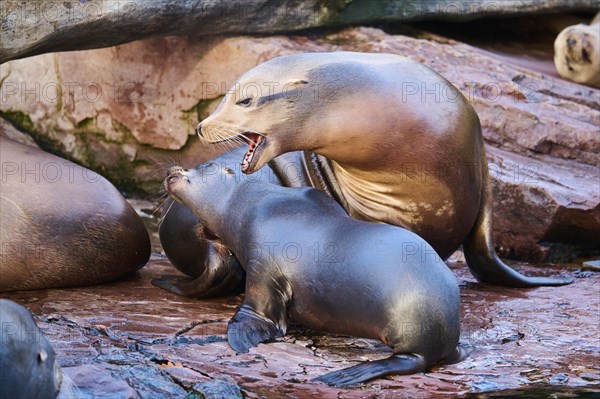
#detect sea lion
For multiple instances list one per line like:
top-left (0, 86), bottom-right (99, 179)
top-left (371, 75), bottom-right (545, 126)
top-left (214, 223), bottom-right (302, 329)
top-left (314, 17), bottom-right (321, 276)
top-left (554, 13), bottom-right (600, 88)
top-left (0, 299), bottom-right (61, 398)
top-left (196, 51), bottom-right (571, 288)
top-left (0, 137), bottom-right (151, 291)
top-left (155, 199), bottom-right (245, 297)
top-left (154, 146), bottom-right (284, 297)
top-left (165, 163), bottom-right (466, 386)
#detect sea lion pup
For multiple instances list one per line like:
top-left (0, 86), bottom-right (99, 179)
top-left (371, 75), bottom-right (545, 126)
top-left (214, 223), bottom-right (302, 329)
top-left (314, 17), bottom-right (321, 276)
top-left (554, 13), bottom-right (600, 88)
top-left (197, 51), bottom-right (571, 288)
top-left (0, 299), bottom-right (62, 398)
top-left (0, 137), bottom-right (151, 291)
top-left (154, 146), bottom-right (275, 297)
top-left (165, 163), bottom-right (465, 386)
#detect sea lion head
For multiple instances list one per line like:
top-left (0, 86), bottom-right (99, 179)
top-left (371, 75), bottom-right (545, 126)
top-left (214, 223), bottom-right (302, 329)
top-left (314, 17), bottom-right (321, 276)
top-left (197, 53), bottom-right (347, 174)
top-left (0, 299), bottom-right (62, 399)
top-left (554, 23), bottom-right (600, 87)
top-left (165, 163), bottom-right (236, 212)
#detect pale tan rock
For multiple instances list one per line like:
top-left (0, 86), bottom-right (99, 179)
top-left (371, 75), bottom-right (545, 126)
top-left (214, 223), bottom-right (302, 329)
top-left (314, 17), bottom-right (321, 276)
top-left (1, 26), bottom-right (598, 261)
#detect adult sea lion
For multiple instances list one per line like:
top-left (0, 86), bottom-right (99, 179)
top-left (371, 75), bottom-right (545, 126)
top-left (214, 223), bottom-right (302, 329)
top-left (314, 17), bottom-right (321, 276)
top-left (165, 163), bottom-right (466, 386)
top-left (0, 137), bottom-right (151, 291)
top-left (554, 12), bottom-right (600, 88)
top-left (195, 51), bottom-right (571, 288)
top-left (0, 299), bottom-right (61, 398)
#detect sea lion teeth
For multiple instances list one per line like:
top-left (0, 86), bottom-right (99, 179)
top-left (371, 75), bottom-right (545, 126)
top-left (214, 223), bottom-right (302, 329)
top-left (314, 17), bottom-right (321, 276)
top-left (241, 133), bottom-right (265, 173)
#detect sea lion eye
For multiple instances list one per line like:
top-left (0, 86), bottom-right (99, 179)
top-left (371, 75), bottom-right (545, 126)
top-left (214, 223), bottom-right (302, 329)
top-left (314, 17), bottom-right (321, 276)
top-left (236, 98), bottom-right (252, 107)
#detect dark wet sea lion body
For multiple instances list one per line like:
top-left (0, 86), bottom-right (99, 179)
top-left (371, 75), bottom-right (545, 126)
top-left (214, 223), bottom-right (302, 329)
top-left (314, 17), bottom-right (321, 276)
top-left (195, 51), bottom-right (570, 288)
top-left (0, 137), bottom-right (150, 291)
top-left (0, 299), bottom-right (61, 398)
top-left (166, 164), bottom-right (465, 386)
top-left (155, 146), bottom-right (281, 296)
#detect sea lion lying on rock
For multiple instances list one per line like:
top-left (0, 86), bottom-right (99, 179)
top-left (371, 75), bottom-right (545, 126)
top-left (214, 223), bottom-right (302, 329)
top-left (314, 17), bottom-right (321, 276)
top-left (554, 13), bottom-right (600, 88)
top-left (0, 137), bottom-right (150, 291)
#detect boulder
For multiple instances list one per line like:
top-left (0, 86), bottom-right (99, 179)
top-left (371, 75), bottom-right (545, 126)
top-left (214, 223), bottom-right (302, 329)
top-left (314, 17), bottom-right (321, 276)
top-left (1, 0), bottom-right (597, 63)
top-left (488, 146), bottom-right (599, 262)
top-left (0, 26), bottom-right (597, 261)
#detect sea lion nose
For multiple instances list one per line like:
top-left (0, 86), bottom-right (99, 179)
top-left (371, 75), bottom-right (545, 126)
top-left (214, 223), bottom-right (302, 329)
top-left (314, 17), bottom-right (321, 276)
top-left (196, 123), bottom-right (203, 137)
top-left (167, 166), bottom-right (185, 176)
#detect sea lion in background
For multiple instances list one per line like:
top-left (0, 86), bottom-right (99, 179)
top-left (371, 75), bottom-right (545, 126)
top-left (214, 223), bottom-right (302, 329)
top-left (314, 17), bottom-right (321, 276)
top-left (0, 137), bottom-right (150, 291)
top-left (165, 163), bottom-right (466, 386)
top-left (196, 51), bottom-right (571, 288)
top-left (0, 299), bottom-right (61, 398)
top-left (554, 12), bottom-right (600, 88)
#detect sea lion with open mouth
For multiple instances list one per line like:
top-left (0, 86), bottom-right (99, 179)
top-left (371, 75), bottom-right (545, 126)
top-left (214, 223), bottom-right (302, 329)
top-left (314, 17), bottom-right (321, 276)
top-left (194, 51), bottom-right (571, 288)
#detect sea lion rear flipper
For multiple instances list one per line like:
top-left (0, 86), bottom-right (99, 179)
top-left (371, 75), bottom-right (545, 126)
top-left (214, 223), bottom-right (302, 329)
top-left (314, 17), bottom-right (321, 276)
top-left (443, 345), bottom-right (470, 365)
top-left (227, 306), bottom-right (283, 353)
top-left (313, 354), bottom-right (426, 387)
top-left (151, 271), bottom-right (243, 298)
top-left (463, 164), bottom-right (573, 288)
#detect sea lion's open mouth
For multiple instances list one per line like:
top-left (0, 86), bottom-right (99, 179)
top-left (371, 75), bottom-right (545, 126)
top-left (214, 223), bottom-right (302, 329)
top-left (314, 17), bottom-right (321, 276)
top-left (241, 133), bottom-right (266, 173)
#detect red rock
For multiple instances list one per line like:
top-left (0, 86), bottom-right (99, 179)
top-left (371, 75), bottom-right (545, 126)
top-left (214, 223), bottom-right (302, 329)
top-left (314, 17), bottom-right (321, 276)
top-left (1, 25), bottom-right (597, 260)
top-left (3, 257), bottom-right (598, 398)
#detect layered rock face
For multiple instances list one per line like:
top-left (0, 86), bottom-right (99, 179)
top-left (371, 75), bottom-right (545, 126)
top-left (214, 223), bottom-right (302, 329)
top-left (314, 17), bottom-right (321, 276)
top-left (1, 0), bottom-right (597, 62)
top-left (1, 26), bottom-right (598, 262)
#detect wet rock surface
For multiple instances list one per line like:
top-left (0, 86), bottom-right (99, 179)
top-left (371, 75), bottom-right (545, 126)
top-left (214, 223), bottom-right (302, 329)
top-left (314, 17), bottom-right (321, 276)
top-left (2, 255), bottom-right (598, 398)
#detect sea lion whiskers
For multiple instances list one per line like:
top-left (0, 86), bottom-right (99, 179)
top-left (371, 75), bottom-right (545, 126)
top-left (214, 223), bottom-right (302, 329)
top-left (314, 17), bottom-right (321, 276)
top-left (202, 124), bottom-right (247, 152)
top-left (198, 122), bottom-right (236, 144)
top-left (156, 197), bottom-right (176, 227)
top-left (153, 191), bottom-right (173, 223)
top-left (57, 370), bottom-right (80, 399)
top-left (200, 121), bottom-right (262, 145)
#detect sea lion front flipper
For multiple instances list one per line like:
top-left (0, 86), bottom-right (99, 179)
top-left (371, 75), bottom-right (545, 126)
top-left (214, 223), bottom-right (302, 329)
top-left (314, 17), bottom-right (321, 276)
top-left (152, 242), bottom-right (245, 298)
top-left (227, 306), bottom-right (283, 353)
top-left (313, 354), bottom-right (426, 387)
top-left (227, 260), bottom-right (292, 353)
top-left (463, 165), bottom-right (573, 288)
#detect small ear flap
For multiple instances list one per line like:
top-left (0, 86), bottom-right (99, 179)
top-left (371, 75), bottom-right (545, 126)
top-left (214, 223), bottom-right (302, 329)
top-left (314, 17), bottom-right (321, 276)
top-left (38, 350), bottom-right (48, 363)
